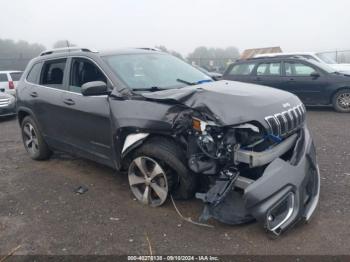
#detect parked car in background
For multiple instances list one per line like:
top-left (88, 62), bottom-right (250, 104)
top-left (194, 65), bottom-right (223, 80)
top-left (254, 52), bottom-right (350, 74)
top-left (223, 56), bottom-right (350, 112)
top-left (16, 47), bottom-right (320, 235)
top-left (0, 92), bottom-right (16, 117)
top-left (0, 71), bottom-right (23, 96)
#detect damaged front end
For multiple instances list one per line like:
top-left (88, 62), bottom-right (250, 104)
top-left (182, 105), bottom-right (320, 236)
top-left (122, 82), bottom-right (320, 236)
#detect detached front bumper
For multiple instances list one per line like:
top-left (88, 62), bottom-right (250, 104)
top-left (243, 126), bottom-right (320, 235)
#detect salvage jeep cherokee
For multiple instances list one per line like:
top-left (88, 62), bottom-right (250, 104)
top-left (16, 47), bottom-right (320, 235)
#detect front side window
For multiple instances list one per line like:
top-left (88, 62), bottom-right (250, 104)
top-left (26, 63), bottom-right (42, 84)
top-left (103, 53), bottom-right (211, 90)
top-left (40, 59), bottom-right (67, 89)
top-left (256, 62), bottom-right (281, 76)
top-left (228, 63), bottom-right (256, 76)
top-left (69, 58), bottom-right (107, 93)
top-left (284, 62), bottom-right (317, 76)
top-left (0, 73), bottom-right (8, 82)
top-left (315, 52), bottom-right (337, 64)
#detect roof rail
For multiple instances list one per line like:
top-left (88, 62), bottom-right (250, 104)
top-left (40, 47), bottom-right (98, 56)
top-left (244, 55), bottom-right (307, 61)
top-left (136, 47), bottom-right (161, 52)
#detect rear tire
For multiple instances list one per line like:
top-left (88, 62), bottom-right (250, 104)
top-left (332, 89), bottom-right (350, 113)
top-left (127, 137), bottom-right (197, 205)
top-left (21, 116), bottom-right (52, 160)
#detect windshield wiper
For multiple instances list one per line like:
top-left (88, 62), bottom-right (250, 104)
top-left (176, 78), bottom-right (196, 86)
top-left (176, 78), bottom-right (213, 86)
top-left (131, 86), bottom-right (166, 92)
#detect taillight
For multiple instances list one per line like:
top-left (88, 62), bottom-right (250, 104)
top-left (9, 81), bottom-right (15, 89)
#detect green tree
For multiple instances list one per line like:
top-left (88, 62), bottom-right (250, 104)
top-left (187, 46), bottom-right (240, 72)
top-left (0, 38), bottom-right (46, 70)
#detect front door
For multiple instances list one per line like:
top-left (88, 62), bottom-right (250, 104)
top-left (281, 61), bottom-right (329, 104)
top-left (60, 57), bottom-right (113, 166)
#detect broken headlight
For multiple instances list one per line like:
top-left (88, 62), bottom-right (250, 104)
top-left (192, 118), bottom-right (225, 160)
top-left (192, 118), bottom-right (264, 160)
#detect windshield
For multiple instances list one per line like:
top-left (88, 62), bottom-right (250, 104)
top-left (103, 53), bottom-right (212, 90)
top-left (315, 52), bottom-right (337, 64)
top-left (308, 59), bottom-right (336, 73)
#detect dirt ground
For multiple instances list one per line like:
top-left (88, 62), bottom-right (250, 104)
top-left (0, 108), bottom-right (349, 255)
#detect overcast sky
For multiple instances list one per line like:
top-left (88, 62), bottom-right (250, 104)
top-left (1, 0), bottom-right (349, 55)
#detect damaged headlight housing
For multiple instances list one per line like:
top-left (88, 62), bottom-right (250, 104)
top-left (191, 117), bottom-right (264, 160)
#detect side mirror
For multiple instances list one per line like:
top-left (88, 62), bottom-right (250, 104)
top-left (310, 72), bottom-right (320, 78)
top-left (81, 81), bottom-right (109, 96)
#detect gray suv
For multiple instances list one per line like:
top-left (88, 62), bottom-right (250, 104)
top-left (16, 47), bottom-right (320, 235)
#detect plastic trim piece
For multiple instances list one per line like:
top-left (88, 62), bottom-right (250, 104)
top-left (305, 164), bottom-right (321, 221)
top-left (122, 133), bottom-right (149, 154)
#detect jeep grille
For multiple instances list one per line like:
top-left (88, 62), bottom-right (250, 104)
top-left (265, 104), bottom-right (305, 137)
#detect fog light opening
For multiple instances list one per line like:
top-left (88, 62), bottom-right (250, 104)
top-left (266, 192), bottom-right (295, 234)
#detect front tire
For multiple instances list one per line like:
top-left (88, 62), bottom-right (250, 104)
top-left (332, 89), bottom-right (350, 113)
top-left (21, 116), bottom-right (52, 160)
top-left (127, 137), bottom-right (197, 207)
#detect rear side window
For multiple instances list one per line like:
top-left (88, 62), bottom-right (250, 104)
top-left (227, 63), bottom-right (256, 75)
top-left (40, 59), bottom-right (67, 89)
top-left (284, 62), bottom-right (317, 76)
top-left (27, 63), bottom-right (42, 84)
top-left (10, 72), bottom-right (22, 81)
top-left (256, 62), bottom-right (281, 76)
top-left (0, 74), bottom-right (8, 82)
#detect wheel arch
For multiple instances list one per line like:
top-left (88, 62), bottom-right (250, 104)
top-left (119, 133), bottom-right (185, 170)
top-left (330, 86), bottom-right (350, 104)
top-left (17, 107), bottom-right (45, 134)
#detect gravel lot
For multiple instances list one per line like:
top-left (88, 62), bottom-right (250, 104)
top-left (0, 108), bottom-right (349, 255)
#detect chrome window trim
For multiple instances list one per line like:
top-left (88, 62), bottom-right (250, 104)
top-left (24, 55), bottom-right (112, 98)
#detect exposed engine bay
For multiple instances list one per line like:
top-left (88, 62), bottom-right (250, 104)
top-left (176, 113), bottom-right (301, 229)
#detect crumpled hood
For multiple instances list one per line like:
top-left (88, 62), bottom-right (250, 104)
top-left (141, 80), bottom-right (302, 126)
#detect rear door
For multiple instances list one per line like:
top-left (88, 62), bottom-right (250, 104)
top-left (281, 60), bottom-right (329, 104)
top-left (32, 58), bottom-right (70, 148)
top-left (252, 61), bottom-right (284, 88)
top-left (59, 57), bottom-right (113, 165)
top-left (223, 62), bottom-right (257, 83)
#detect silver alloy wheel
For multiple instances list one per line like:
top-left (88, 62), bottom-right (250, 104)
top-left (337, 92), bottom-right (350, 109)
top-left (128, 156), bottom-right (169, 207)
top-left (23, 123), bottom-right (39, 155)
